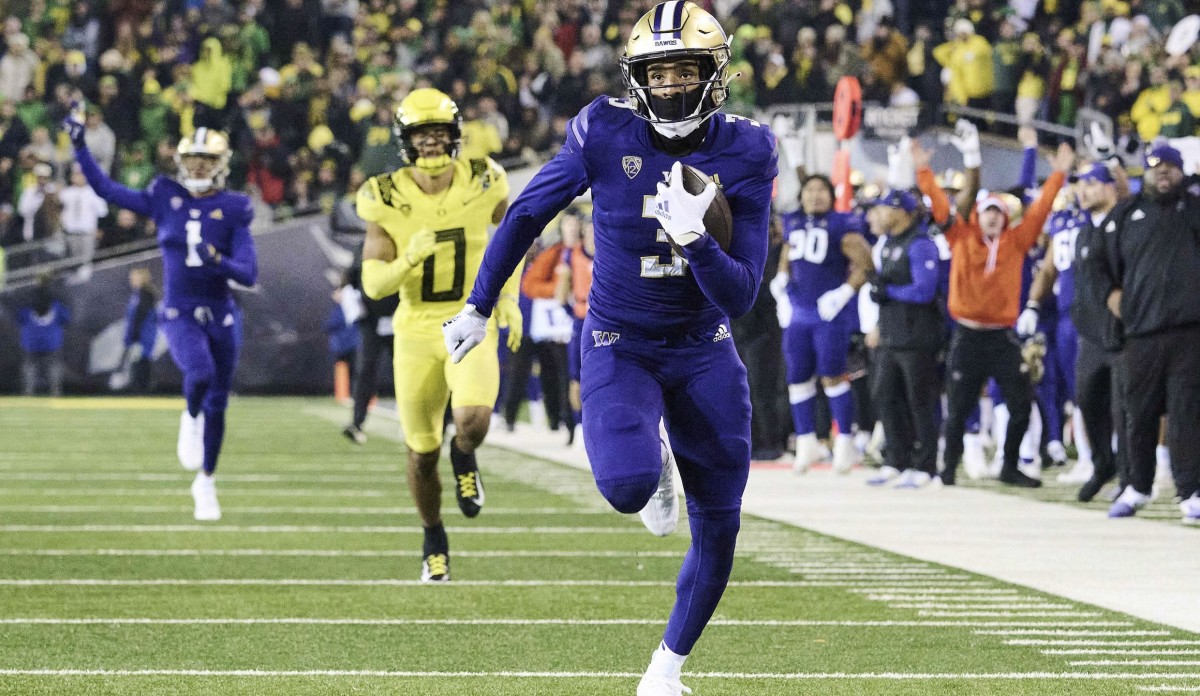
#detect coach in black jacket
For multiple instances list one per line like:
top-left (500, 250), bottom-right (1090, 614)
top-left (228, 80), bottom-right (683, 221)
top-left (1097, 144), bottom-right (1200, 521)
top-left (1070, 162), bottom-right (1127, 503)
top-left (866, 189), bottom-right (944, 486)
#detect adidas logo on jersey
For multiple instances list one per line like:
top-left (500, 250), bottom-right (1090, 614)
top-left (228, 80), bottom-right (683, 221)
top-left (592, 331), bottom-right (620, 347)
top-left (712, 324), bottom-right (731, 342)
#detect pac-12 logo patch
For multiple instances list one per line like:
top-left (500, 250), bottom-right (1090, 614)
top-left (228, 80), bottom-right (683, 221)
top-left (623, 156), bottom-right (642, 180)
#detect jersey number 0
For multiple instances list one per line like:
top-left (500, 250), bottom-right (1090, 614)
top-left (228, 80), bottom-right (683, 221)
top-left (421, 228), bottom-right (466, 302)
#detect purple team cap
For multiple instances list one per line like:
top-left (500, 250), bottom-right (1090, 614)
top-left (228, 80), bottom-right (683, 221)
top-left (1076, 162), bottom-right (1114, 184)
top-left (872, 188), bottom-right (918, 212)
top-left (1145, 143), bottom-right (1184, 169)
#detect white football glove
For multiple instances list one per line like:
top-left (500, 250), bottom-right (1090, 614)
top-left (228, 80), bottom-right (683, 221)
top-left (949, 119), bottom-right (981, 169)
top-left (1016, 306), bottom-right (1040, 337)
top-left (654, 161), bottom-right (716, 248)
top-left (817, 283), bottom-right (856, 321)
top-left (442, 303), bottom-right (489, 364)
top-left (886, 135), bottom-right (915, 189)
top-left (769, 270), bottom-right (792, 328)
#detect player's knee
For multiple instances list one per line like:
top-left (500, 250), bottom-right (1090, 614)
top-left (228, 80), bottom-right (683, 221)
top-left (822, 377), bottom-right (850, 394)
top-left (788, 379), bottom-right (817, 404)
top-left (202, 389), bottom-right (229, 413)
top-left (597, 475), bottom-right (659, 514)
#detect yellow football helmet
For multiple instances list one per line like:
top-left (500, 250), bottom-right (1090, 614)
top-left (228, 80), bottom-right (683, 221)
top-left (936, 168), bottom-right (965, 191)
top-left (175, 127), bottom-right (231, 194)
top-left (995, 191), bottom-right (1024, 223)
top-left (393, 88), bottom-right (462, 174)
top-left (620, 1), bottom-right (732, 137)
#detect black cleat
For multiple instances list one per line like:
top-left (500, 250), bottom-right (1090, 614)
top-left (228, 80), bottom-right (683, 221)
top-left (342, 424), bottom-right (367, 445)
top-left (420, 552), bottom-right (450, 582)
top-left (450, 441), bottom-right (485, 518)
top-left (999, 468), bottom-right (1043, 488)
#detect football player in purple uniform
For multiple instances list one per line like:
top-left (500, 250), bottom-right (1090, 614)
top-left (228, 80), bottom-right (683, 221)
top-left (442, 3), bottom-right (776, 694)
top-left (771, 177), bottom-right (874, 474)
top-left (66, 111), bottom-right (257, 521)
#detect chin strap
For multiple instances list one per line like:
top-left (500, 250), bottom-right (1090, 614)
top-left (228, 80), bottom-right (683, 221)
top-left (182, 178), bottom-right (214, 194)
top-left (651, 117), bottom-right (704, 140)
top-left (415, 154), bottom-right (453, 174)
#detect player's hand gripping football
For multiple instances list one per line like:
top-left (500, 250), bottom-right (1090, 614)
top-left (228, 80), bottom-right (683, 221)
top-left (197, 242), bottom-right (222, 266)
top-left (404, 229), bottom-right (438, 267)
top-left (443, 304), bottom-right (489, 363)
top-left (654, 161), bottom-right (717, 248)
top-left (494, 294), bottom-right (523, 352)
top-left (62, 100), bottom-right (87, 147)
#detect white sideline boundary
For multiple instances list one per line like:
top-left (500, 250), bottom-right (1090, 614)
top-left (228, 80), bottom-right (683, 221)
top-left (0, 618), bottom-right (1140, 628)
top-left (483, 423), bottom-right (1200, 635)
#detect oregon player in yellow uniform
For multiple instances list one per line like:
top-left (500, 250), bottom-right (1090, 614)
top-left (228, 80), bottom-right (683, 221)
top-left (357, 88), bottom-right (522, 582)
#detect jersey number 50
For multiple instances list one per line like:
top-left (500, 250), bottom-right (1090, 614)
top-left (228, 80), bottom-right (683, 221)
top-left (421, 228), bottom-right (466, 302)
top-left (787, 227), bottom-right (829, 264)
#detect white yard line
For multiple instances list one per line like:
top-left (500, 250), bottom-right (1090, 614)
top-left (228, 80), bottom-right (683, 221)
top-left (0, 505), bottom-right (606, 515)
top-left (1069, 660), bottom-right (1200, 666)
top-left (0, 488), bottom-right (394, 497)
top-left (1137, 687), bottom-right (1200, 692)
top-left (888, 603), bottom-right (1075, 610)
top-left (0, 579), bottom-right (944, 588)
top-left (0, 525), bottom-right (646, 534)
top-left (0, 618), bottom-right (1141, 628)
top-left (1044, 650), bottom-right (1200, 656)
top-left (0, 668), bottom-right (1198, 680)
top-left (0, 549), bottom-right (682, 559)
top-left (976, 630), bottom-right (1171, 637)
top-left (918, 611), bottom-right (1101, 618)
top-left (1008, 640), bottom-right (1200, 647)
top-left (0, 473), bottom-right (395, 483)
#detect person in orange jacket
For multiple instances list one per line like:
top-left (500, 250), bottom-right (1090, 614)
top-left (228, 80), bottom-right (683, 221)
top-left (914, 136), bottom-right (1075, 487)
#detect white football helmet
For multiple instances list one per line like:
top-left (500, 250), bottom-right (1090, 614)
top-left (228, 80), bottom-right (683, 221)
top-left (175, 127), bottom-right (231, 194)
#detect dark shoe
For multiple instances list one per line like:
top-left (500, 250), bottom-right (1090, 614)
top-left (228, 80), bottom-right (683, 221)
top-left (939, 468), bottom-right (957, 486)
top-left (999, 468), bottom-right (1043, 488)
top-left (1078, 466), bottom-right (1116, 503)
top-left (450, 440), bottom-right (484, 518)
top-left (342, 424), bottom-right (367, 445)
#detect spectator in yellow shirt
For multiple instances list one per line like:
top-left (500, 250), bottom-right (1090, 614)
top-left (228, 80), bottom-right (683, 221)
top-left (1130, 65), bottom-right (1171, 141)
top-left (933, 19), bottom-right (995, 108)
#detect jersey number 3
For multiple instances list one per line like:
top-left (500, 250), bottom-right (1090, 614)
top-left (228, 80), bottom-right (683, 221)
top-left (421, 228), bottom-right (466, 302)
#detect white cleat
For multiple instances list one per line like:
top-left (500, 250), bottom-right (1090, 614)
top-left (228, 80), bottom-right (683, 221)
top-left (831, 434), bottom-right (859, 474)
top-left (866, 465), bottom-right (901, 486)
top-left (793, 433), bottom-right (823, 474)
top-left (962, 434), bottom-right (988, 480)
top-left (638, 437), bottom-right (679, 537)
top-left (637, 674), bottom-right (692, 696)
top-left (177, 410), bottom-right (204, 472)
top-left (1046, 440), bottom-right (1068, 467)
top-left (191, 472), bottom-right (221, 521)
top-left (893, 469), bottom-right (933, 489)
top-left (1056, 458), bottom-right (1095, 484)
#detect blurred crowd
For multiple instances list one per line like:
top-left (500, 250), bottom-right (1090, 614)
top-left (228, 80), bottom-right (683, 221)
top-left (5, 0), bottom-right (1200, 266)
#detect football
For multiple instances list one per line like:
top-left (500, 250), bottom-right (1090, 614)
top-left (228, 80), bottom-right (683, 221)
top-left (678, 164), bottom-right (733, 251)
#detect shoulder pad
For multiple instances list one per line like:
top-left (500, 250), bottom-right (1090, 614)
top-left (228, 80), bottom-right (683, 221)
top-left (371, 173), bottom-right (396, 208)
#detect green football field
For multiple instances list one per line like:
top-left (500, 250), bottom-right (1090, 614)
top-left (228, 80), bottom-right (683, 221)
top-left (0, 396), bottom-right (1196, 695)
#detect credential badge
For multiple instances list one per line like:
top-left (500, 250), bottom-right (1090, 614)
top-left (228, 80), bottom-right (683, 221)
top-left (623, 156), bottom-right (642, 180)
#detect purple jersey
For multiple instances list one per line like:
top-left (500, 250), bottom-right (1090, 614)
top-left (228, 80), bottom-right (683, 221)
top-left (1049, 208), bottom-right (1086, 316)
top-left (469, 96), bottom-right (778, 337)
top-left (77, 146), bottom-right (257, 310)
top-left (779, 209), bottom-right (864, 322)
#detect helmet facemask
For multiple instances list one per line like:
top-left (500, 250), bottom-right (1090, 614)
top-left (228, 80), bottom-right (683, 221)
top-left (175, 128), bottom-right (231, 195)
top-left (622, 49), bottom-right (730, 139)
top-left (397, 122), bottom-right (460, 176)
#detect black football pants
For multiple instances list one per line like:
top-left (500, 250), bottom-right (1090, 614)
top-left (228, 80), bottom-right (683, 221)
top-left (872, 347), bottom-right (940, 475)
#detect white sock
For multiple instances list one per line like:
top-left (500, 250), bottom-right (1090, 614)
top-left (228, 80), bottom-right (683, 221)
top-left (1157, 445), bottom-right (1171, 469)
top-left (1019, 406), bottom-right (1042, 462)
top-left (992, 404), bottom-right (1009, 455)
top-left (646, 641), bottom-right (687, 679)
top-left (1072, 407), bottom-right (1092, 463)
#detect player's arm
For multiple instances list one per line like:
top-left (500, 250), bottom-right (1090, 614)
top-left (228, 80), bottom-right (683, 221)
top-left (465, 120), bottom-right (590, 317)
top-left (841, 232), bottom-right (874, 290)
top-left (356, 176), bottom-right (436, 300)
top-left (1017, 254), bottom-right (1057, 335)
top-left (71, 133), bottom-right (155, 217)
top-left (948, 120), bottom-right (983, 221)
top-left (878, 236), bottom-right (940, 303)
top-left (677, 155), bottom-right (777, 319)
top-left (1016, 126), bottom-right (1038, 202)
top-left (1015, 145), bottom-right (1072, 251)
top-left (200, 199), bottom-right (258, 286)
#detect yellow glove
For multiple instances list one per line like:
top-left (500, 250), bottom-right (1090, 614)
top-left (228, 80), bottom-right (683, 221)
top-left (494, 294), bottom-right (522, 352)
top-left (404, 229), bottom-right (438, 266)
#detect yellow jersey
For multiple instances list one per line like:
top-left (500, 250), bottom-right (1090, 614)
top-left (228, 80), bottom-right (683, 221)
top-left (356, 156), bottom-right (510, 331)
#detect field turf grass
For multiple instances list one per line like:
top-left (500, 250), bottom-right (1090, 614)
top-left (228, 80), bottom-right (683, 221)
top-left (0, 396), bottom-right (1196, 695)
